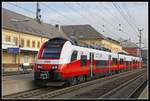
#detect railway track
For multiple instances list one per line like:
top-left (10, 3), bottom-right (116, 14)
top-left (3, 68), bottom-right (146, 99)
top-left (36, 68), bottom-right (146, 99)
top-left (3, 86), bottom-right (61, 99)
top-left (72, 69), bottom-right (147, 98)
top-left (100, 72), bottom-right (147, 98)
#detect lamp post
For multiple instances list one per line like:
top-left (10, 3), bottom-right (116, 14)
top-left (11, 19), bottom-right (30, 71)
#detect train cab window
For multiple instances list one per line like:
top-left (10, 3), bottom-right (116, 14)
top-left (126, 61), bottom-right (129, 65)
top-left (41, 38), bottom-right (66, 59)
top-left (71, 51), bottom-right (78, 62)
top-left (120, 59), bottom-right (124, 64)
top-left (96, 60), bottom-right (107, 68)
top-left (112, 58), bottom-right (117, 65)
top-left (42, 47), bottom-right (61, 59)
top-left (81, 55), bottom-right (87, 66)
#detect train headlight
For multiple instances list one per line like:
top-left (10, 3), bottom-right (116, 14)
top-left (52, 66), bottom-right (58, 70)
top-left (38, 65), bottom-right (42, 69)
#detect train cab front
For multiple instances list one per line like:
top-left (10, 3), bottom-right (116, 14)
top-left (34, 38), bottom-right (68, 86)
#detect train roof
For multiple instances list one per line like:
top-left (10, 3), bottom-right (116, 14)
top-left (48, 37), bottom-right (139, 60)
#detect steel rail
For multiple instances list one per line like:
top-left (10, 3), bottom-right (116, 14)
top-left (36, 69), bottom-right (146, 99)
top-left (100, 72), bottom-right (146, 98)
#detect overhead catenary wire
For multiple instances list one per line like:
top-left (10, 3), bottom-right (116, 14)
top-left (5, 2), bottom-right (123, 40)
top-left (6, 2), bottom-right (65, 25)
top-left (76, 3), bottom-right (125, 40)
top-left (112, 2), bottom-right (139, 37)
top-left (121, 3), bottom-right (139, 30)
top-left (88, 3), bottom-right (130, 39)
top-left (7, 2), bottom-right (109, 36)
top-left (63, 3), bottom-right (117, 39)
top-left (7, 2), bottom-right (35, 14)
top-left (63, 2), bottom-right (90, 24)
top-left (5, 2), bottom-right (143, 42)
top-left (64, 3), bottom-right (115, 39)
top-left (41, 3), bottom-right (78, 24)
top-left (116, 3), bottom-right (139, 35)
top-left (96, 3), bottom-right (132, 39)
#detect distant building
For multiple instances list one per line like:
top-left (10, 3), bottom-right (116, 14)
top-left (2, 8), bottom-right (68, 72)
top-left (61, 24), bottom-right (123, 53)
top-left (118, 38), bottom-right (139, 57)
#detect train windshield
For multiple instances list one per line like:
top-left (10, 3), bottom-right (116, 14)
top-left (41, 38), bottom-right (66, 59)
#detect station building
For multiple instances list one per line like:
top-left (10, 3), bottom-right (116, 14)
top-left (2, 8), bottom-right (68, 72)
top-left (60, 25), bottom-right (123, 53)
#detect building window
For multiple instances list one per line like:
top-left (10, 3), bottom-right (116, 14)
top-left (13, 37), bottom-right (18, 45)
top-left (24, 55), bottom-right (29, 63)
top-left (12, 54), bottom-right (17, 63)
top-left (32, 41), bottom-right (35, 48)
top-left (71, 51), bottom-right (78, 62)
top-left (27, 40), bottom-right (30, 47)
top-left (5, 35), bottom-right (11, 42)
top-left (37, 41), bottom-right (40, 48)
top-left (96, 60), bottom-right (107, 68)
top-left (21, 39), bottom-right (24, 47)
top-left (81, 55), bottom-right (87, 66)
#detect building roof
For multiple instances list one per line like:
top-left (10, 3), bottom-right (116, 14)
top-left (2, 8), bottom-right (68, 39)
top-left (106, 37), bottom-right (120, 45)
top-left (118, 38), bottom-right (138, 48)
top-left (61, 24), bottom-right (106, 40)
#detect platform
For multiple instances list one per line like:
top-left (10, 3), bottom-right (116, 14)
top-left (138, 85), bottom-right (148, 99)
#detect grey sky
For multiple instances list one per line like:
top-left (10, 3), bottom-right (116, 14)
top-left (2, 2), bottom-right (148, 49)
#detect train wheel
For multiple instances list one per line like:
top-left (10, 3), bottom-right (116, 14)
top-left (83, 75), bottom-right (88, 81)
top-left (78, 76), bottom-right (85, 83)
top-left (69, 77), bottom-right (77, 86)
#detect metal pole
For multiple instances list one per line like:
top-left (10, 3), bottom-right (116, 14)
top-left (36, 2), bottom-right (39, 21)
top-left (13, 22), bottom-right (21, 71)
top-left (36, 2), bottom-right (41, 23)
top-left (138, 28), bottom-right (143, 68)
top-left (18, 27), bottom-right (21, 71)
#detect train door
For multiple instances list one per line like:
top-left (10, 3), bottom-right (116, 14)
top-left (108, 55), bottom-right (111, 74)
top-left (90, 53), bottom-right (94, 77)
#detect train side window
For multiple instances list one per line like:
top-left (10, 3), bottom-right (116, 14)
top-left (112, 58), bottom-right (117, 65)
top-left (109, 55), bottom-right (111, 60)
top-left (130, 61), bottom-right (132, 65)
top-left (71, 51), bottom-right (78, 62)
top-left (81, 55), bottom-right (87, 66)
top-left (133, 60), bottom-right (135, 64)
top-left (96, 60), bottom-right (107, 68)
top-left (120, 59), bottom-right (124, 64)
top-left (126, 61), bottom-right (129, 65)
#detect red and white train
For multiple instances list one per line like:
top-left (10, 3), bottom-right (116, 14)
top-left (34, 37), bottom-right (142, 86)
